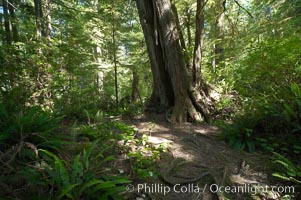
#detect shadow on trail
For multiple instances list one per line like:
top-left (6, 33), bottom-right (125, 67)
top-left (123, 114), bottom-right (283, 200)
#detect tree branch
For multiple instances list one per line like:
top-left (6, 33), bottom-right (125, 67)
top-left (234, 0), bottom-right (253, 18)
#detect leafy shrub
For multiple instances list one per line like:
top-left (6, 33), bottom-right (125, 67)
top-left (219, 116), bottom-right (257, 152)
top-left (221, 83), bottom-right (301, 157)
top-left (127, 139), bottom-right (163, 179)
top-left (0, 102), bottom-right (66, 199)
top-left (0, 102), bottom-right (63, 151)
top-left (234, 36), bottom-right (301, 100)
top-left (39, 140), bottom-right (130, 200)
top-left (272, 152), bottom-right (301, 184)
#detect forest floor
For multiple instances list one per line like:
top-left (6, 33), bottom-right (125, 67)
top-left (121, 113), bottom-right (288, 200)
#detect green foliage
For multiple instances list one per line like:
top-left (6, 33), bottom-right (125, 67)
top-left (220, 118), bottom-right (256, 153)
top-left (221, 83), bottom-right (301, 156)
top-left (127, 138), bottom-right (163, 179)
top-left (0, 103), bottom-right (65, 199)
top-left (272, 152), bottom-right (301, 184)
top-left (75, 114), bottom-right (163, 180)
top-left (0, 102), bottom-right (62, 150)
top-left (234, 37), bottom-right (301, 100)
top-left (119, 101), bottom-right (144, 118)
top-left (77, 111), bottom-right (135, 142)
top-left (39, 140), bottom-right (130, 200)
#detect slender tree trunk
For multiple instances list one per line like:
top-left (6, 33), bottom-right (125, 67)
top-left (3, 0), bottom-right (11, 45)
top-left (94, 46), bottom-right (104, 93)
top-left (8, 0), bottom-right (18, 42)
top-left (93, 0), bottom-right (104, 94)
top-left (212, 0), bottom-right (225, 71)
top-left (192, 0), bottom-right (206, 87)
top-left (184, 4), bottom-right (192, 48)
top-left (94, 0), bottom-right (99, 8)
top-left (112, 0), bottom-right (119, 110)
top-left (45, 0), bottom-right (52, 40)
top-left (214, 12), bottom-right (225, 65)
top-left (34, 0), bottom-right (43, 38)
top-left (0, 14), bottom-right (3, 42)
top-left (131, 70), bottom-right (140, 103)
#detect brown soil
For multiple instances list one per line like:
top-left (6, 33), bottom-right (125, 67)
top-left (122, 113), bottom-right (290, 200)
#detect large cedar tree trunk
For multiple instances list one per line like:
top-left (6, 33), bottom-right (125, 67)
top-left (137, 0), bottom-right (174, 110)
top-left (137, 0), bottom-right (213, 123)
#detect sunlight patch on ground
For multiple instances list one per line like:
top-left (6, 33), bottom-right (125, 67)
top-left (147, 135), bottom-right (197, 162)
top-left (147, 136), bottom-right (173, 145)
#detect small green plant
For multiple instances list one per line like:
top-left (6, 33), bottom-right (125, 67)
top-left (272, 152), bottom-right (301, 184)
top-left (221, 83), bottom-right (301, 158)
top-left (119, 101), bottom-right (144, 117)
top-left (227, 128), bottom-right (255, 152)
top-left (125, 134), bottom-right (164, 179)
top-left (0, 102), bottom-right (63, 151)
top-left (77, 120), bottom-right (163, 180)
top-left (220, 115), bottom-right (257, 153)
top-left (83, 109), bottom-right (106, 125)
top-left (39, 139), bottom-right (130, 200)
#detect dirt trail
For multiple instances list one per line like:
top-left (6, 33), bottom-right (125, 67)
top-left (123, 114), bottom-right (282, 200)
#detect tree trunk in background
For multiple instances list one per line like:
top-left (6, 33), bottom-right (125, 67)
top-left (192, 0), bottom-right (205, 88)
top-left (45, 0), bottom-right (52, 40)
top-left (95, 46), bottom-right (104, 93)
top-left (8, 0), bottom-right (18, 42)
top-left (131, 70), bottom-right (140, 103)
top-left (3, 0), bottom-right (11, 45)
top-left (34, 0), bottom-right (43, 38)
top-left (94, 0), bottom-right (104, 94)
top-left (184, 3), bottom-right (192, 48)
top-left (0, 14), bottom-right (3, 42)
top-left (212, 0), bottom-right (225, 72)
top-left (112, 0), bottom-right (119, 110)
top-left (137, 0), bottom-right (213, 123)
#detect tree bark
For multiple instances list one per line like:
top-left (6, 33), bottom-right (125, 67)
top-left (138, 0), bottom-right (212, 123)
top-left (212, 0), bottom-right (225, 71)
top-left (170, 0), bottom-right (186, 50)
top-left (93, 2), bottom-right (104, 94)
top-left (136, 0), bottom-right (174, 109)
top-left (45, 0), bottom-right (52, 40)
top-left (137, 0), bottom-right (215, 123)
top-left (0, 14), bottom-right (3, 42)
top-left (192, 0), bottom-right (206, 87)
top-left (34, 0), bottom-right (43, 38)
top-left (131, 70), bottom-right (140, 103)
top-left (184, 4), bottom-right (192, 48)
top-left (8, 0), bottom-right (18, 42)
top-left (3, 0), bottom-right (11, 45)
top-left (112, 0), bottom-right (119, 110)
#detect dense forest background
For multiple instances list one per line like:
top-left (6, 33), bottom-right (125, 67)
top-left (0, 0), bottom-right (301, 199)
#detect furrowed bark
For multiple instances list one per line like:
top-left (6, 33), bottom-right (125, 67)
top-left (137, 0), bottom-right (214, 123)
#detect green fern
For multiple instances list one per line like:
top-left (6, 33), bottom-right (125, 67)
top-left (39, 139), bottom-right (130, 199)
top-left (272, 152), bottom-right (301, 184)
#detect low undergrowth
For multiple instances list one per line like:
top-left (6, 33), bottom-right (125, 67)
top-left (0, 106), bottom-right (164, 199)
top-left (218, 83), bottom-right (301, 195)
